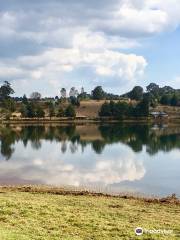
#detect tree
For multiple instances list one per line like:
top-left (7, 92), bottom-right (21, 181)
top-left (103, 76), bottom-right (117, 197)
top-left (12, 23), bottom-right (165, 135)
top-left (161, 86), bottom-right (174, 94)
top-left (114, 101), bottom-right (129, 118)
top-left (146, 83), bottom-right (159, 93)
top-left (60, 88), bottom-right (66, 99)
top-left (69, 87), bottom-right (78, 97)
top-left (0, 81), bottom-right (14, 100)
top-left (35, 105), bottom-right (45, 118)
top-left (22, 94), bottom-right (28, 105)
top-left (129, 86), bottom-right (143, 101)
top-left (160, 95), bottom-right (171, 105)
top-left (20, 104), bottom-right (28, 117)
top-left (23, 103), bottom-right (45, 118)
top-left (65, 105), bottom-right (76, 117)
top-left (70, 96), bottom-right (80, 107)
top-left (135, 97), bottom-right (149, 117)
top-left (3, 98), bottom-right (16, 112)
top-left (92, 86), bottom-right (105, 100)
top-left (26, 102), bottom-right (36, 118)
top-left (30, 92), bottom-right (41, 100)
top-left (171, 94), bottom-right (178, 106)
top-left (146, 83), bottom-right (160, 99)
top-left (81, 87), bottom-right (85, 94)
top-left (99, 101), bottom-right (129, 118)
top-left (99, 102), bottom-right (112, 117)
top-left (56, 106), bottom-right (64, 117)
top-left (75, 89), bottom-right (79, 97)
top-left (142, 92), bottom-right (156, 107)
top-left (78, 92), bottom-right (90, 100)
top-left (47, 101), bottom-right (55, 118)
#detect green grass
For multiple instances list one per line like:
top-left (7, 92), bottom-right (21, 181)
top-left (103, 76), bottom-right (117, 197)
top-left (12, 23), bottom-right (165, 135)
top-left (0, 191), bottom-right (179, 240)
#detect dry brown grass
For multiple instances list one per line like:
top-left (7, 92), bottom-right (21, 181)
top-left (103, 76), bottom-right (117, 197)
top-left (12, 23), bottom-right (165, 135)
top-left (76, 100), bottom-right (106, 117)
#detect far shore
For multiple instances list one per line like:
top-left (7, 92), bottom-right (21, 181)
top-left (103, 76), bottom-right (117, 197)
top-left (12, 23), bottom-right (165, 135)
top-left (1, 116), bottom-right (179, 125)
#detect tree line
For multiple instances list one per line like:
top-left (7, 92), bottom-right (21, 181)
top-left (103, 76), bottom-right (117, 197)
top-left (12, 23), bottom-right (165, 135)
top-left (0, 81), bottom-right (179, 119)
top-left (99, 98), bottom-right (149, 118)
top-left (122, 83), bottom-right (180, 107)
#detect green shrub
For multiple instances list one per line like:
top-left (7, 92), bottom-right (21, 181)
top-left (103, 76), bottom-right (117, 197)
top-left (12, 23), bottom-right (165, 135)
top-left (65, 105), bottom-right (76, 118)
top-left (56, 106), bottom-right (64, 117)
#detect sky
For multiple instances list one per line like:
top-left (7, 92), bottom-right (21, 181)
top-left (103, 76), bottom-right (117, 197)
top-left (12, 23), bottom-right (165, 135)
top-left (0, 0), bottom-right (180, 97)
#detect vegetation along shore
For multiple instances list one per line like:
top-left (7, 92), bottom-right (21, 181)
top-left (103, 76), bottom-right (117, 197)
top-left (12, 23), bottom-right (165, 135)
top-left (0, 81), bottom-right (179, 123)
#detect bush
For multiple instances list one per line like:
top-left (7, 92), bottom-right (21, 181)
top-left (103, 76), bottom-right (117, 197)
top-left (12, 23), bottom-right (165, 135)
top-left (35, 106), bottom-right (45, 118)
top-left (3, 98), bottom-right (16, 112)
top-left (20, 102), bottom-right (45, 118)
top-left (92, 86), bottom-right (105, 100)
top-left (70, 96), bottom-right (80, 107)
top-left (99, 98), bottom-right (149, 118)
top-left (99, 102), bottom-right (112, 117)
top-left (56, 106), bottom-right (64, 117)
top-left (22, 94), bottom-right (28, 105)
top-left (20, 104), bottom-right (28, 117)
top-left (26, 102), bottom-right (36, 118)
top-left (114, 101), bottom-right (129, 118)
top-left (99, 101), bottom-right (130, 118)
top-left (171, 95), bottom-right (179, 106)
top-left (134, 97), bottom-right (149, 117)
top-left (47, 101), bottom-right (55, 118)
top-left (160, 95), bottom-right (171, 105)
top-left (65, 105), bottom-right (76, 118)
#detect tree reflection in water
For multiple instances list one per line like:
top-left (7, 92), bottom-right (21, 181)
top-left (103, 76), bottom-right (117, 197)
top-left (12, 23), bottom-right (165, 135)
top-left (0, 124), bottom-right (180, 160)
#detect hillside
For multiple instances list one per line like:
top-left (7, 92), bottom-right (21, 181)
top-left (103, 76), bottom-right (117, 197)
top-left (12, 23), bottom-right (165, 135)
top-left (76, 100), bottom-right (106, 118)
top-left (1, 99), bottom-right (180, 122)
top-left (76, 101), bottom-right (180, 119)
top-left (152, 105), bottom-right (180, 120)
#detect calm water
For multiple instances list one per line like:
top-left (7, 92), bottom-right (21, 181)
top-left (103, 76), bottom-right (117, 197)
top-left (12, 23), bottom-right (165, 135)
top-left (0, 123), bottom-right (180, 197)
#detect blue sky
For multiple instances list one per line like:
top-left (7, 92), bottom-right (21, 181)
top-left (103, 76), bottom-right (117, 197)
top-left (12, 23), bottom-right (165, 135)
top-left (0, 0), bottom-right (179, 97)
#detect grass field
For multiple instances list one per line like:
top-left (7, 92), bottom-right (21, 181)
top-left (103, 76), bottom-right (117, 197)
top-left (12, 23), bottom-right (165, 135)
top-left (0, 188), bottom-right (179, 239)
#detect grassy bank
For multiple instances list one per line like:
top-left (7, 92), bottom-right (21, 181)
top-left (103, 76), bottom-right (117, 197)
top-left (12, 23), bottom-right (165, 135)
top-left (0, 187), bottom-right (179, 239)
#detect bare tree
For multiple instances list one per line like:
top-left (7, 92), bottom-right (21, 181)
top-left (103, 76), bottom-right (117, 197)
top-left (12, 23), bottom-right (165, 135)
top-left (69, 87), bottom-right (76, 97)
top-left (75, 89), bottom-right (79, 97)
top-left (30, 92), bottom-right (41, 100)
top-left (81, 87), bottom-right (84, 94)
top-left (60, 88), bottom-right (66, 99)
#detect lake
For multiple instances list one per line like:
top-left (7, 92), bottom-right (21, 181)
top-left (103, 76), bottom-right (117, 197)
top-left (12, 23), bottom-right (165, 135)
top-left (0, 123), bottom-right (179, 197)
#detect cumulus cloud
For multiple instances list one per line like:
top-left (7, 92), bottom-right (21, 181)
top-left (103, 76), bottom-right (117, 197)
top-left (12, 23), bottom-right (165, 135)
top-left (1, 0), bottom-right (180, 41)
top-left (0, 47), bottom-right (147, 96)
top-left (0, 0), bottom-right (179, 95)
top-left (0, 12), bottom-right (17, 37)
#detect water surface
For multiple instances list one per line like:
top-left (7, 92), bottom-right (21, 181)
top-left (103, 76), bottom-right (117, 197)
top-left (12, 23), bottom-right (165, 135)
top-left (0, 123), bottom-right (179, 197)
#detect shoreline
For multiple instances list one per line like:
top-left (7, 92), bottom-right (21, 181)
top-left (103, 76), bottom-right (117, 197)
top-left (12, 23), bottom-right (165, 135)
top-left (1, 117), bottom-right (179, 125)
top-left (0, 185), bottom-right (179, 205)
top-left (0, 118), bottom-right (180, 127)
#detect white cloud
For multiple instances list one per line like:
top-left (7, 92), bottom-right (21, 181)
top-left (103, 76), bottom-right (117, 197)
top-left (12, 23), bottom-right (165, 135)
top-left (0, 0), bottom-right (179, 95)
top-left (0, 47), bottom-right (147, 95)
top-left (1, 1), bottom-right (180, 44)
top-left (163, 76), bottom-right (180, 89)
top-left (0, 64), bottom-right (25, 78)
top-left (0, 12), bottom-right (17, 37)
top-left (72, 31), bottom-right (140, 50)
